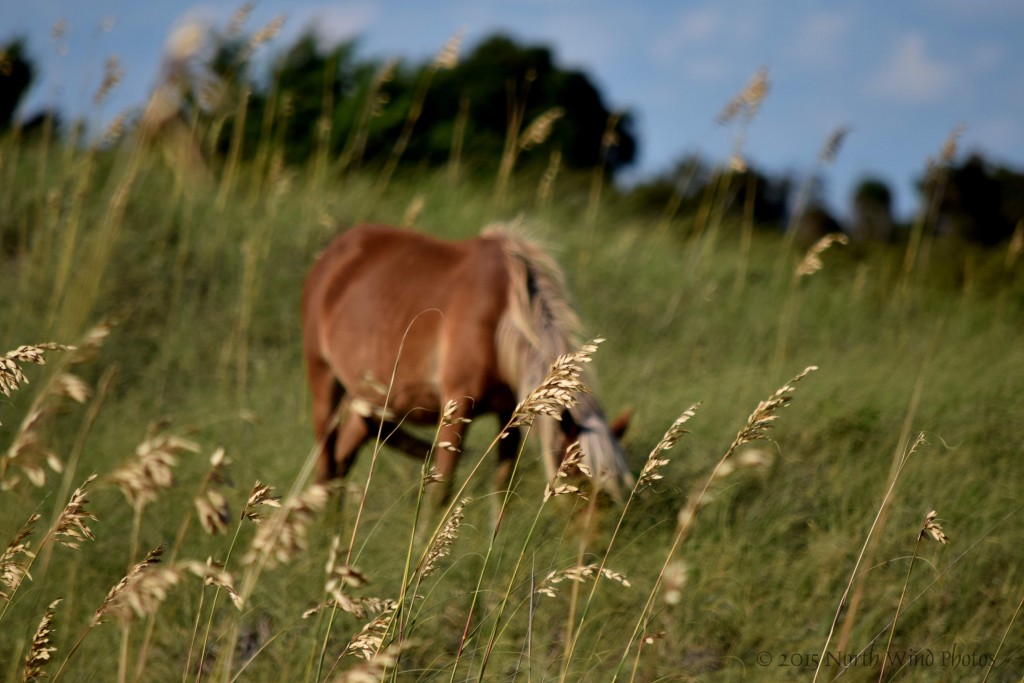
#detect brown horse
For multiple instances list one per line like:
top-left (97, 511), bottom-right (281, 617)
top-left (301, 223), bottom-right (632, 502)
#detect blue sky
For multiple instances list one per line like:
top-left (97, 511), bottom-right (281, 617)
top-left (6, 0), bottom-right (1024, 220)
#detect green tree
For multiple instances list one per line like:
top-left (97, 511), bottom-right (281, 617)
top-left (851, 177), bottom-right (894, 242)
top-left (925, 153), bottom-right (1023, 245)
top-left (0, 38), bottom-right (34, 131)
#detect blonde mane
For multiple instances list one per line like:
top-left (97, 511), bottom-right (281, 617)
top-left (488, 224), bottom-right (632, 496)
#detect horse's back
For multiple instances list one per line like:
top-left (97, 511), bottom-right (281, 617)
top-left (302, 225), bottom-right (511, 417)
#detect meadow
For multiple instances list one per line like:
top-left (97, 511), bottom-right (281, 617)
top-left (1, 106), bottom-right (1024, 683)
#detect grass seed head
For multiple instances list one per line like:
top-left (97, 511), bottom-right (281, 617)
top-left (1, 513), bottom-right (40, 602)
top-left (819, 125), bottom-right (851, 164)
top-left (422, 498), bottom-right (468, 577)
top-left (94, 546), bottom-right (180, 625)
top-left (345, 604), bottom-right (397, 660)
top-left (432, 30), bottom-right (464, 70)
top-left (1, 344), bottom-right (74, 397)
top-left (93, 55), bottom-right (124, 105)
top-left (510, 339), bottom-right (600, 428)
top-left (796, 233), bottom-right (849, 278)
top-left (181, 558), bottom-right (243, 609)
top-left (24, 598), bottom-right (62, 682)
top-left (249, 15), bottom-right (285, 51)
top-left (53, 475), bottom-right (98, 550)
top-left (536, 563), bottom-right (630, 597)
top-left (544, 441), bottom-right (590, 501)
top-left (227, 2), bottom-right (255, 37)
top-left (110, 430), bottom-right (198, 509)
top-left (519, 108), bottom-right (564, 151)
top-left (638, 402), bottom-right (701, 491)
top-left (244, 484), bottom-right (328, 568)
top-left (242, 480), bottom-right (282, 523)
top-left (921, 510), bottom-right (949, 545)
top-left (732, 366), bottom-right (817, 449)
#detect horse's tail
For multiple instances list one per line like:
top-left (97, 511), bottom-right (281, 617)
top-left (489, 224), bottom-right (633, 499)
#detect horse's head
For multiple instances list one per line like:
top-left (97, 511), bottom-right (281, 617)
top-left (543, 402), bottom-right (634, 501)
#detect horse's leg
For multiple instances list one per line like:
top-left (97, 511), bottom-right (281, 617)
top-left (333, 411), bottom-right (370, 478)
top-left (492, 412), bottom-right (521, 529)
top-left (493, 412), bottom-right (520, 495)
top-left (307, 356), bottom-right (343, 482)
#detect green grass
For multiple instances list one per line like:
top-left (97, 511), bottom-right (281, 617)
top-left (1, 132), bottom-right (1023, 683)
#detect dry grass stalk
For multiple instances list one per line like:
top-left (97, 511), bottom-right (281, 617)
top-left (4, 407), bottom-right (61, 487)
top-left (1, 339), bottom-right (94, 488)
top-left (536, 150), bottom-right (562, 204)
top-left (730, 366), bottom-right (817, 451)
top-left (519, 108), bottom-right (564, 151)
top-left (325, 535), bottom-right (364, 589)
top-left (536, 563), bottom-right (631, 598)
top-left (1004, 220), bottom-right (1023, 272)
top-left (193, 448), bottom-right (232, 535)
top-left (508, 339), bottom-right (600, 429)
top-left (227, 2), bottom-right (255, 36)
top-left (249, 16), bottom-right (285, 51)
top-left (879, 508), bottom-right (950, 681)
top-left (717, 67), bottom-right (769, 125)
top-left (243, 484), bottom-right (328, 568)
top-left (307, 537), bottom-right (393, 620)
top-left (345, 604), bottom-right (397, 660)
top-left (0, 344), bottom-right (74, 397)
top-left (819, 125), bottom-right (850, 164)
top-left (440, 400), bottom-right (471, 428)
top-left (334, 645), bottom-right (400, 682)
top-left (421, 498), bottom-right (467, 577)
top-left (921, 510), bottom-right (949, 545)
top-left (52, 475), bottom-right (98, 550)
top-left (93, 55), bottom-right (123, 105)
top-left (1, 514), bottom-right (39, 602)
top-left (544, 441), bottom-right (590, 501)
top-left (796, 233), bottom-right (849, 277)
top-left (401, 194), bottom-right (425, 227)
top-left (69, 321), bottom-right (111, 365)
top-left (53, 374), bottom-right (90, 404)
top-left (432, 30), bottom-right (464, 70)
top-left (93, 546), bottom-right (179, 625)
top-left (638, 402), bottom-right (701, 491)
top-left (812, 432), bottom-right (927, 683)
top-left (939, 123), bottom-right (966, 166)
top-left (101, 111), bottom-right (128, 146)
top-left (24, 598), bottom-right (61, 682)
top-left (181, 558), bottom-right (244, 609)
top-left (717, 67), bottom-right (769, 173)
top-left (241, 480), bottom-right (282, 524)
top-left (109, 430), bottom-right (199, 510)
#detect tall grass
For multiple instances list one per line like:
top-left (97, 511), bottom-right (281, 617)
top-left (1, 33), bottom-right (1023, 683)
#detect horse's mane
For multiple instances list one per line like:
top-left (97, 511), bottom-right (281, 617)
top-left (486, 223), bottom-right (581, 399)
top-left (487, 223), bottom-right (633, 496)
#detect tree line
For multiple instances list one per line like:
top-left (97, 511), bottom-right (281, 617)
top-left (2, 29), bottom-right (1021, 246)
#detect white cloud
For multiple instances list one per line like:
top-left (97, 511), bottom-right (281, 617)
top-left (867, 33), bottom-right (956, 103)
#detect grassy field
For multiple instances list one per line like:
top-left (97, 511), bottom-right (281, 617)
top-left (1, 127), bottom-right (1024, 683)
